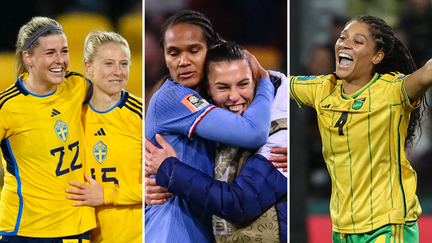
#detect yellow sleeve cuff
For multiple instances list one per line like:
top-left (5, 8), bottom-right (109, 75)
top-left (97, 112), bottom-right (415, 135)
top-left (103, 185), bottom-right (118, 205)
top-left (103, 184), bottom-right (142, 206)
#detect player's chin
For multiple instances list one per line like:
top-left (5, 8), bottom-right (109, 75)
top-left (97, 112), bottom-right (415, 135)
top-left (177, 76), bottom-right (201, 88)
top-left (335, 69), bottom-right (349, 80)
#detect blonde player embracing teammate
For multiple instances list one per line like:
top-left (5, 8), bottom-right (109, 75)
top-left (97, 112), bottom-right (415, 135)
top-left (0, 16), bottom-right (95, 242)
top-left (66, 30), bottom-right (142, 243)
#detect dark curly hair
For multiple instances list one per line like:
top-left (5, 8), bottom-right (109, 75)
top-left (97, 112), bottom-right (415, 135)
top-left (348, 15), bottom-right (428, 147)
top-left (159, 10), bottom-right (220, 50)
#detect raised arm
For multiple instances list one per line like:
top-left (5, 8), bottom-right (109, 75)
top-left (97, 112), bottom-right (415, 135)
top-left (149, 51), bottom-right (274, 149)
top-left (194, 76), bottom-right (274, 149)
top-left (405, 59), bottom-right (432, 102)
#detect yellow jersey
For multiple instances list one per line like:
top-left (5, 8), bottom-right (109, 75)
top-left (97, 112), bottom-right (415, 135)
top-left (82, 91), bottom-right (142, 243)
top-left (0, 72), bottom-right (96, 237)
top-left (290, 72), bottom-right (422, 234)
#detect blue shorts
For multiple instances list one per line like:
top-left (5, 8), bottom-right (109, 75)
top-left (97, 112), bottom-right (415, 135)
top-left (0, 231), bottom-right (90, 243)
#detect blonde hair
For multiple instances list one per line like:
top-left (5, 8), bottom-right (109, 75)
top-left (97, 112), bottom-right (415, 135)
top-left (15, 16), bottom-right (64, 79)
top-left (83, 30), bottom-right (131, 76)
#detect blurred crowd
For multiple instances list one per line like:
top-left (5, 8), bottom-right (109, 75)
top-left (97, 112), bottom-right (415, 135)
top-left (0, 0), bottom-right (142, 96)
top-left (0, 0), bottom-right (141, 52)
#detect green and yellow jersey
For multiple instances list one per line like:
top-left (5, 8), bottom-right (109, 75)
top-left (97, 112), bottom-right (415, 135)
top-left (291, 72), bottom-right (422, 234)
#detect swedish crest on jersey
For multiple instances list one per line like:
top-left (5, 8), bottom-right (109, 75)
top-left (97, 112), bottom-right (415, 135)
top-left (54, 119), bottom-right (68, 142)
top-left (93, 140), bottom-right (107, 164)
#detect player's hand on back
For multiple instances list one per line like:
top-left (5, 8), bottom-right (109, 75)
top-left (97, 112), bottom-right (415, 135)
top-left (270, 147), bottom-right (287, 172)
top-left (66, 174), bottom-right (105, 206)
top-left (145, 134), bottom-right (176, 205)
top-left (145, 170), bottom-right (173, 205)
top-left (145, 134), bottom-right (178, 175)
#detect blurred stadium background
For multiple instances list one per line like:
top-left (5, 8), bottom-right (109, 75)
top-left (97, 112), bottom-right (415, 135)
top-left (0, 0), bottom-right (141, 217)
top-left (291, 0), bottom-right (432, 242)
top-left (0, 0), bottom-right (142, 97)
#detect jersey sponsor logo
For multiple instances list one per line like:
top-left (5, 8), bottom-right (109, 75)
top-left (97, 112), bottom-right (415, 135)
top-left (321, 104), bottom-right (331, 109)
top-left (94, 128), bottom-right (106, 136)
top-left (51, 109), bottom-right (61, 117)
top-left (181, 94), bottom-right (210, 112)
top-left (352, 97), bottom-right (366, 110)
top-left (54, 119), bottom-right (68, 142)
top-left (93, 140), bottom-right (107, 164)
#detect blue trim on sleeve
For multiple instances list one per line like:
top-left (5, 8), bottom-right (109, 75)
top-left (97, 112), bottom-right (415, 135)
top-left (0, 139), bottom-right (23, 235)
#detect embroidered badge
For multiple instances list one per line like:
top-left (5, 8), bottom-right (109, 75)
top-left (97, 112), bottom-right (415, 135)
top-left (54, 120), bottom-right (68, 142)
top-left (181, 94), bottom-right (209, 112)
top-left (93, 140), bottom-right (107, 164)
top-left (352, 97), bottom-right (366, 110)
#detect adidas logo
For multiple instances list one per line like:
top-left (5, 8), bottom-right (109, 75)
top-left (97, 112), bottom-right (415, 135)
top-left (51, 109), bottom-right (61, 117)
top-left (95, 128), bottom-right (106, 136)
top-left (321, 104), bottom-right (331, 108)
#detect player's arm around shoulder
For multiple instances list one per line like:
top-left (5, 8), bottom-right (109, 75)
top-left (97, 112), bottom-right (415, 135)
top-left (405, 59), bottom-right (432, 102)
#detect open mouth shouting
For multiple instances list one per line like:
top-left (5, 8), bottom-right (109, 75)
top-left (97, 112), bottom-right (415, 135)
top-left (338, 53), bottom-right (353, 68)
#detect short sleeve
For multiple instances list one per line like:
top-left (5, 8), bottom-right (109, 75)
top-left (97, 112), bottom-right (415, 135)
top-left (290, 74), bottom-right (336, 109)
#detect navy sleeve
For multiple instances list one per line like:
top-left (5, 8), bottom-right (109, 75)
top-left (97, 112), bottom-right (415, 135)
top-left (194, 77), bottom-right (275, 149)
top-left (156, 154), bottom-right (287, 223)
top-left (276, 201), bottom-right (287, 243)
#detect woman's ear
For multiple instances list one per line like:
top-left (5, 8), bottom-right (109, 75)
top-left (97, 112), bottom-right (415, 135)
top-left (84, 61), bottom-right (93, 76)
top-left (372, 51), bottom-right (384, 65)
top-left (23, 51), bottom-right (33, 67)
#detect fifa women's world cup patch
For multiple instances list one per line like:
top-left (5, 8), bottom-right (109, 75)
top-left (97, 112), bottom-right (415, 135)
top-left (181, 94), bottom-right (210, 112)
